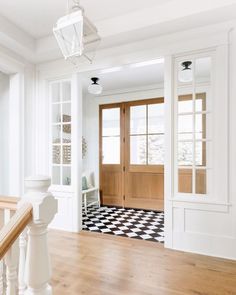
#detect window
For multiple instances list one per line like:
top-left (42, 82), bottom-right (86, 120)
top-left (102, 107), bottom-right (120, 164)
top-left (51, 80), bottom-right (72, 186)
top-left (130, 101), bottom-right (164, 165)
top-left (176, 56), bottom-right (211, 195)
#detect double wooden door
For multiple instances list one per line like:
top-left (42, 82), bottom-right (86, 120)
top-left (99, 98), bottom-right (164, 211)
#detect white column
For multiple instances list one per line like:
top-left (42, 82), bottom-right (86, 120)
top-left (71, 73), bottom-right (83, 232)
top-left (22, 176), bottom-right (57, 295)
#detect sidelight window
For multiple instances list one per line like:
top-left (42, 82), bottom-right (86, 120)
top-left (175, 56), bottom-right (212, 195)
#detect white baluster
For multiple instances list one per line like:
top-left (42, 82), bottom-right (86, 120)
top-left (5, 241), bottom-right (19, 295)
top-left (22, 176), bottom-right (57, 295)
top-left (0, 261), bottom-right (3, 293)
top-left (0, 208), bottom-right (5, 293)
top-left (18, 230), bottom-right (27, 294)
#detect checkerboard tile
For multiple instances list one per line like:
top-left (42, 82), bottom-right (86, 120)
top-left (82, 206), bottom-right (164, 243)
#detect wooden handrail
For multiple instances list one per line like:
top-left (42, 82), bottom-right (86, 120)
top-left (0, 203), bottom-right (33, 259)
top-left (0, 196), bottom-right (20, 211)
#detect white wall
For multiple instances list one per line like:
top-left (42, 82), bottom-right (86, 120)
top-left (83, 84), bottom-right (164, 185)
top-left (34, 20), bottom-right (236, 260)
top-left (0, 73), bottom-right (9, 195)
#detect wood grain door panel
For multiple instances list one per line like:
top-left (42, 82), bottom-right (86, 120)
top-left (124, 98), bottom-right (164, 211)
top-left (125, 172), bottom-right (164, 210)
top-left (99, 104), bottom-right (124, 207)
top-left (101, 167), bottom-right (123, 206)
top-left (100, 98), bottom-right (165, 210)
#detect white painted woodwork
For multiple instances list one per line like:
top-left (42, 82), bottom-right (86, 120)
top-left (18, 230), bottom-right (27, 295)
top-left (0, 176), bottom-right (58, 294)
top-left (22, 176), bottom-right (58, 295)
top-left (5, 242), bottom-right (18, 295)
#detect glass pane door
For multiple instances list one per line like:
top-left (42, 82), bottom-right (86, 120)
top-left (129, 101), bottom-right (164, 166)
top-left (102, 107), bottom-right (121, 164)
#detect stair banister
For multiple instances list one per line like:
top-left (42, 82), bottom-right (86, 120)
top-left (0, 176), bottom-right (58, 295)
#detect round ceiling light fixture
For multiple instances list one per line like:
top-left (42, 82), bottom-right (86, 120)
top-left (179, 61), bottom-right (193, 83)
top-left (88, 77), bottom-right (103, 95)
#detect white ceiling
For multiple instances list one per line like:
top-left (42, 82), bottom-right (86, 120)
top-left (82, 61), bottom-right (164, 93)
top-left (0, 0), bottom-right (168, 39)
top-left (82, 56), bottom-right (211, 94)
top-left (0, 0), bottom-right (235, 63)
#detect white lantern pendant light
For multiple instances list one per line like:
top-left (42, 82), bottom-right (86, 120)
top-left (88, 77), bottom-right (103, 95)
top-left (179, 61), bottom-right (193, 83)
top-left (53, 0), bottom-right (84, 59)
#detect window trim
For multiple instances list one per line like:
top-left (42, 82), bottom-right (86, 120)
top-left (174, 52), bottom-right (214, 199)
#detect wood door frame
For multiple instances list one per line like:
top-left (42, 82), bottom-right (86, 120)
top-left (99, 97), bottom-right (165, 209)
top-left (99, 103), bottom-right (125, 206)
top-left (124, 97), bottom-right (165, 210)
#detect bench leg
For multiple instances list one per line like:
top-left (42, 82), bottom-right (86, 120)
top-left (97, 190), bottom-right (101, 208)
top-left (84, 193), bottom-right (87, 215)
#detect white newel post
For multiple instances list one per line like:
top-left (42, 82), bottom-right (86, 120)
top-left (22, 176), bottom-right (57, 295)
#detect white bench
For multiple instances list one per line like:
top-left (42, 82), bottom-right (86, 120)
top-left (82, 172), bottom-right (100, 215)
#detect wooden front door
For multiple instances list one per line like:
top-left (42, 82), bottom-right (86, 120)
top-left (99, 104), bottom-right (124, 206)
top-left (100, 98), bottom-right (164, 210)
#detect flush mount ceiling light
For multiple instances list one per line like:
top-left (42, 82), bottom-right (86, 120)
top-left (88, 77), bottom-right (103, 95)
top-left (179, 61), bottom-right (193, 83)
top-left (53, 0), bottom-right (100, 63)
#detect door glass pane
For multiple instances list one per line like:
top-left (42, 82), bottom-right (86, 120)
top-left (52, 166), bottom-right (60, 185)
top-left (62, 103), bottom-right (71, 122)
top-left (178, 60), bottom-right (193, 86)
top-left (62, 126), bottom-right (71, 143)
top-left (130, 135), bottom-right (146, 164)
top-left (52, 104), bottom-right (61, 123)
top-left (52, 125), bottom-right (61, 144)
top-left (148, 135), bottom-right (164, 164)
top-left (178, 115), bottom-right (193, 133)
top-left (196, 169), bottom-right (206, 194)
top-left (178, 133), bottom-right (193, 141)
top-left (51, 83), bottom-right (60, 103)
top-left (148, 103), bottom-right (164, 134)
top-left (195, 141), bottom-right (206, 166)
top-left (63, 145), bottom-right (71, 164)
top-left (195, 57), bottom-right (211, 84)
top-left (130, 105), bottom-right (146, 135)
top-left (178, 142), bottom-right (193, 166)
top-left (178, 168), bottom-right (192, 193)
top-left (53, 146), bottom-right (61, 164)
top-left (61, 81), bottom-right (71, 102)
top-left (102, 108), bottom-right (120, 136)
top-left (102, 137), bottom-right (120, 164)
top-left (195, 114), bottom-right (206, 139)
top-left (196, 93), bottom-right (206, 112)
top-left (62, 166), bottom-right (71, 185)
top-left (178, 95), bottom-right (193, 113)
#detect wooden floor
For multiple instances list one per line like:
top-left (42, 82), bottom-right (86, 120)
top-left (49, 230), bottom-right (236, 295)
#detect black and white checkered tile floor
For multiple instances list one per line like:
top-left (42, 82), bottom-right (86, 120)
top-left (82, 206), bottom-right (164, 243)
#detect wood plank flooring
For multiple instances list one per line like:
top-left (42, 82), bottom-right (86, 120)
top-left (49, 230), bottom-right (236, 295)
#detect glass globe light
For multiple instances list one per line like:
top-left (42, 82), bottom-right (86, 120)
top-left (179, 61), bottom-right (193, 83)
top-left (88, 77), bottom-right (103, 95)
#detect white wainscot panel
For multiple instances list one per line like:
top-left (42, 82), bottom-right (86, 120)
top-left (172, 206), bottom-right (236, 260)
top-left (173, 207), bottom-right (184, 232)
top-left (49, 192), bottom-right (74, 231)
top-left (184, 209), bottom-right (233, 238)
